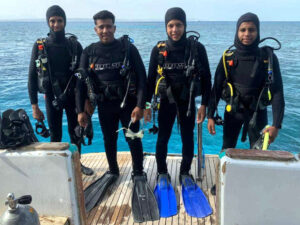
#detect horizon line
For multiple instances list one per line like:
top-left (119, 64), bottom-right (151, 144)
top-left (0, 18), bottom-right (299, 22)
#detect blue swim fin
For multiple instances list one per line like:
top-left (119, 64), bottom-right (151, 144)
top-left (181, 174), bottom-right (212, 218)
top-left (154, 173), bottom-right (177, 217)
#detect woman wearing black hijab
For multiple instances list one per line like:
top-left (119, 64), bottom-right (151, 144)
top-left (207, 12), bottom-right (285, 151)
top-left (144, 7), bottom-right (212, 218)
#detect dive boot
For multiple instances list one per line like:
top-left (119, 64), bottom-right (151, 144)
top-left (81, 164), bottom-right (94, 176)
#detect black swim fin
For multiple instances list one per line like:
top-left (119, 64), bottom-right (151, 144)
top-left (84, 171), bottom-right (118, 212)
top-left (131, 173), bottom-right (159, 222)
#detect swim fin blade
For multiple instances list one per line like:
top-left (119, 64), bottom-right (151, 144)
top-left (131, 173), bottom-right (159, 222)
top-left (154, 173), bottom-right (177, 217)
top-left (84, 171), bottom-right (118, 212)
top-left (181, 174), bottom-right (212, 218)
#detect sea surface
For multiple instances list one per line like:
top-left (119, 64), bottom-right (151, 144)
top-left (0, 21), bottom-right (299, 155)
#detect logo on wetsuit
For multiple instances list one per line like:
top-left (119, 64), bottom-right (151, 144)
top-left (94, 61), bottom-right (123, 71)
top-left (163, 62), bottom-right (186, 70)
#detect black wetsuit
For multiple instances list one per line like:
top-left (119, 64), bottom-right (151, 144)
top-left (147, 38), bottom-right (212, 174)
top-left (76, 38), bottom-right (146, 174)
top-left (28, 31), bottom-right (83, 149)
top-left (207, 49), bottom-right (285, 149)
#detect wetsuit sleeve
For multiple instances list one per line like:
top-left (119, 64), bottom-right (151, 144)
top-left (75, 47), bottom-right (89, 113)
top-left (270, 54), bottom-right (285, 128)
top-left (207, 57), bottom-right (226, 118)
top-left (197, 43), bottom-right (212, 106)
top-left (146, 46), bottom-right (159, 103)
top-left (130, 44), bottom-right (147, 109)
top-left (28, 42), bottom-right (39, 105)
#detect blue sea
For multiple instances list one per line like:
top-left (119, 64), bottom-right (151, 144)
top-left (0, 21), bottom-right (299, 154)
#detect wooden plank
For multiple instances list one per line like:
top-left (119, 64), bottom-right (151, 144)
top-left (73, 151), bottom-right (87, 225)
top-left (108, 154), bottom-right (134, 225)
top-left (226, 149), bottom-right (295, 161)
top-left (16, 142), bottom-right (69, 151)
top-left (94, 154), bottom-right (131, 224)
top-left (81, 153), bottom-right (219, 225)
top-left (40, 216), bottom-right (69, 225)
top-left (89, 154), bottom-right (128, 225)
top-left (169, 157), bottom-right (179, 225)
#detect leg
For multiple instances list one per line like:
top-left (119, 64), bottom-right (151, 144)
top-left (177, 100), bottom-right (195, 174)
top-left (222, 111), bottom-right (244, 149)
top-left (45, 94), bottom-right (63, 142)
top-left (64, 97), bottom-right (80, 151)
top-left (98, 103), bottom-right (120, 174)
top-left (120, 100), bottom-right (144, 174)
top-left (155, 99), bottom-right (177, 174)
top-left (248, 109), bottom-right (268, 148)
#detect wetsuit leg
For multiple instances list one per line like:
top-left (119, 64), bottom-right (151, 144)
top-left (178, 100), bottom-right (195, 174)
top-left (222, 111), bottom-right (244, 149)
top-left (156, 99), bottom-right (177, 174)
top-left (98, 102), bottom-right (120, 174)
top-left (64, 95), bottom-right (81, 153)
top-left (45, 94), bottom-right (63, 142)
top-left (119, 99), bottom-right (144, 173)
top-left (248, 109), bottom-right (268, 148)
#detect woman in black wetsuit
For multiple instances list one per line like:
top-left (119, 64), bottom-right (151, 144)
top-left (207, 13), bottom-right (285, 194)
top-left (144, 7), bottom-right (212, 181)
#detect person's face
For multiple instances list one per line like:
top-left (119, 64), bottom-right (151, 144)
top-left (48, 16), bottom-right (65, 32)
top-left (166, 19), bottom-right (185, 41)
top-left (94, 19), bottom-right (116, 44)
top-left (238, 21), bottom-right (258, 46)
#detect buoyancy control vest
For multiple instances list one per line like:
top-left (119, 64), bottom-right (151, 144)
top-left (35, 33), bottom-right (79, 95)
top-left (221, 46), bottom-right (273, 114)
top-left (0, 109), bottom-right (38, 149)
top-left (218, 37), bottom-right (281, 133)
top-left (78, 35), bottom-right (136, 108)
top-left (153, 31), bottom-right (203, 117)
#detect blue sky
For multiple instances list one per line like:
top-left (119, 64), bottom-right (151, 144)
top-left (1, 0), bottom-right (299, 21)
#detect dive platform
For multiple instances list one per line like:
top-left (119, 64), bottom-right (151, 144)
top-left (81, 152), bottom-right (218, 225)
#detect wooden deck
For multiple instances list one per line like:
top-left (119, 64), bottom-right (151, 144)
top-left (81, 153), bottom-right (219, 225)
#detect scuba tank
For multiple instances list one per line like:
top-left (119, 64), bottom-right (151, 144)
top-left (0, 193), bottom-right (40, 225)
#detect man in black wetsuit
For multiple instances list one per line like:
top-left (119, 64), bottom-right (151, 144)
top-left (207, 13), bottom-right (285, 194)
top-left (28, 5), bottom-right (93, 175)
top-left (77, 11), bottom-right (159, 220)
top-left (144, 7), bottom-right (211, 191)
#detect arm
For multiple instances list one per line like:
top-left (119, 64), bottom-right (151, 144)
top-left (76, 48), bottom-right (89, 127)
top-left (144, 46), bottom-right (159, 123)
top-left (28, 42), bottom-right (39, 105)
top-left (196, 43), bottom-right (212, 123)
top-left (264, 54), bottom-right (285, 143)
top-left (28, 42), bottom-right (45, 121)
top-left (197, 43), bottom-right (212, 106)
top-left (207, 57), bottom-right (226, 135)
top-left (130, 44), bottom-right (147, 109)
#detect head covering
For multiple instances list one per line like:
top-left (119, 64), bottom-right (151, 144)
top-left (234, 12), bottom-right (260, 52)
top-left (46, 5), bottom-right (66, 26)
top-left (46, 5), bottom-right (66, 42)
top-left (165, 7), bottom-right (187, 46)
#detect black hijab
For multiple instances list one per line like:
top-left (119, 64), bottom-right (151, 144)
top-left (165, 7), bottom-right (187, 47)
top-left (46, 5), bottom-right (66, 43)
top-left (234, 12), bottom-right (260, 53)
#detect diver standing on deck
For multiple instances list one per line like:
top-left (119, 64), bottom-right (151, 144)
top-left (76, 10), bottom-right (159, 221)
top-left (28, 5), bottom-right (93, 176)
top-left (207, 12), bottom-right (285, 194)
top-left (144, 7), bottom-right (212, 218)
